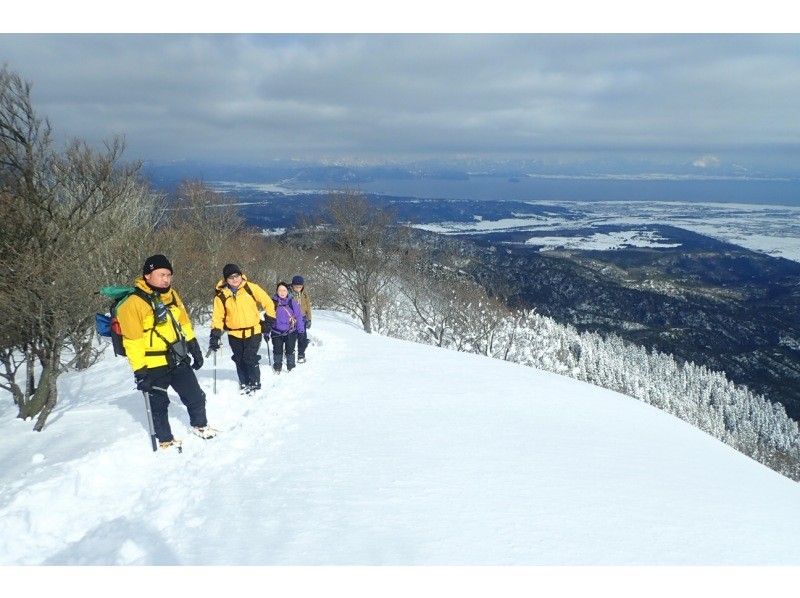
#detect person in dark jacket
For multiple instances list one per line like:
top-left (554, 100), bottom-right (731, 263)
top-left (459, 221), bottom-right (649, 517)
top-left (290, 275), bottom-right (313, 363)
top-left (268, 281), bottom-right (305, 374)
top-left (209, 264), bottom-right (276, 395)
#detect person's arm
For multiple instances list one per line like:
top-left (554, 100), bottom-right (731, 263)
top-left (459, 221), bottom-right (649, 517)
top-left (116, 297), bottom-right (148, 372)
top-left (255, 284), bottom-right (276, 319)
top-left (293, 299), bottom-right (305, 333)
top-left (211, 291), bottom-right (226, 331)
top-left (304, 291), bottom-right (313, 321)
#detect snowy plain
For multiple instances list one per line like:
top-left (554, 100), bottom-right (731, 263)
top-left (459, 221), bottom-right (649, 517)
top-left (411, 200), bottom-right (800, 262)
top-left (2, 311), bottom-right (800, 565)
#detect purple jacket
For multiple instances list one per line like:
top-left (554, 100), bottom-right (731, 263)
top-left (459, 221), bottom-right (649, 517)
top-left (271, 295), bottom-right (305, 335)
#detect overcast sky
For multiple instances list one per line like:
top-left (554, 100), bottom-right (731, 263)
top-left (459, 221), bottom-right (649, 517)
top-left (1, 34), bottom-right (799, 173)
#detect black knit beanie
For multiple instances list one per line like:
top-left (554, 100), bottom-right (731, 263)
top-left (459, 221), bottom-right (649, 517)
top-left (223, 263), bottom-right (242, 279)
top-left (143, 254), bottom-right (173, 276)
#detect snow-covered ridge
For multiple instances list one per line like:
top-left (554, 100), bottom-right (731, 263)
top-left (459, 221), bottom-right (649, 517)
top-left (1, 312), bottom-right (799, 565)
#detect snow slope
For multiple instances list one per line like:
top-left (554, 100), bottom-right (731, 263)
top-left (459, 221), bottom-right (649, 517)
top-left (1, 311), bottom-right (799, 565)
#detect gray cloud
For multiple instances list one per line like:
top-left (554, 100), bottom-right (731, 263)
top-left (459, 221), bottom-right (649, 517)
top-left (1, 34), bottom-right (798, 171)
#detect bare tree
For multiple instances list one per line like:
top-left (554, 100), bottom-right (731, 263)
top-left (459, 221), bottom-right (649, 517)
top-left (320, 189), bottom-right (402, 333)
top-left (0, 65), bottom-right (154, 430)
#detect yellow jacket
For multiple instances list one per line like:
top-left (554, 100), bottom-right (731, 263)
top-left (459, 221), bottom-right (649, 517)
top-left (116, 278), bottom-right (197, 371)
top-left (211, 276), bottom-right (276, 339)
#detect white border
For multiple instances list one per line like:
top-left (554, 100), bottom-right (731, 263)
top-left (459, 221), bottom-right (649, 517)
top-left (2, 1), bottom-right (798, 33)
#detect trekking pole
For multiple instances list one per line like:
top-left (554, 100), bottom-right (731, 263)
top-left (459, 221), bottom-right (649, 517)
top-left (205, 345), bottom-right (218, 395)
top-left (262, 321), bottom-right (272, 366)
top-left (142, 390), bottom-right (157, 452)
top-left (146, 386), bottom-right (180, 453)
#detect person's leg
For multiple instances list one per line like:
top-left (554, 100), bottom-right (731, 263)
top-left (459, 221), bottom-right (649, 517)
top-left (145, 366), bottom-right (173, 442)
top-left (272, 334), bottom-right (284, 372)
top-left (297, 330), bottom-right (308, 361)
top-left (169, 363), bottom-right (208, 428)
top-left (285, 333), bottom-right (297, 371)
top-left (228, 335), bottom-right (248, 388)
top-left (243, 333), bottom-right (262, 389)
top-left (147, 385), bottom-right (173, 442)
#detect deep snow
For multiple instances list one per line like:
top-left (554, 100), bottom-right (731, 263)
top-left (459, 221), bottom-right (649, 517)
top-left (1, 311), bottom-right (799, 565)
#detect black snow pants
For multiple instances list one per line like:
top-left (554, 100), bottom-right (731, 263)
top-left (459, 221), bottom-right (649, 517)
top-left (271, 331), bottom-right (298, 372)
top-left (228, 333), bottom-right (262, 388)
top-left (146, 362), bottom-right (207, 442)
top-left (297, 330), bottom-right (309, 359)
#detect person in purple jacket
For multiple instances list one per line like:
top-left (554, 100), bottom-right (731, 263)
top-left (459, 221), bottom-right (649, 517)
top-left (267, 281), bottom-right (306, 374)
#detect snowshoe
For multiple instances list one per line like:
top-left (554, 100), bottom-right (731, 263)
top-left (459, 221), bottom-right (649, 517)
top-left (159, 439), bottom-right (183, 452)
top-left (191, 425), bottom-right (218, 439)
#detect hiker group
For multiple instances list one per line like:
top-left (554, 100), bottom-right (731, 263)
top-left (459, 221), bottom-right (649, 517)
top-left (210, 262), bottom-right (311, 392)
top-left (104, 254), bottom-right (313, 451)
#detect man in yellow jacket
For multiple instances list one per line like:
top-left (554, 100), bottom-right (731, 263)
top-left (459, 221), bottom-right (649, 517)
top-left (116, 254), bottom-right (215, 450)
top-left (210, 263), bottom-right (276, 395)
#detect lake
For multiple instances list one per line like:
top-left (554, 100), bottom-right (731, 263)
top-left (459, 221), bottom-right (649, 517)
top-left (314, 176), bottom-right (800, 207)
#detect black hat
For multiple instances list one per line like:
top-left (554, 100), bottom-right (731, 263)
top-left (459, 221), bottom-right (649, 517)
top-left (223, 263), bottom-right (242, 279)
top-left (291, 275), bottom-right (304, 286)
top-left (143, 254), bottom-right (173, 276)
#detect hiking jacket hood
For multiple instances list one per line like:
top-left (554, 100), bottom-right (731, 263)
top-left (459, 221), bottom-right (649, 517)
top-left (212, 275), bottom-right (276, 339)
top-left (116, 278), bottom-right (197, 371)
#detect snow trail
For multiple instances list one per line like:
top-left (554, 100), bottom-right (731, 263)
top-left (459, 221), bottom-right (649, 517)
top-left (2, 311), bottom-right (800, 564)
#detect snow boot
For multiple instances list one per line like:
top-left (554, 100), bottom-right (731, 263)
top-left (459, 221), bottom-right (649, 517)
top-left (192, 425), bottom-right (218, 439)
top-left (159, 439), bottom-right (183, 452)
top-left (298, 356), bottom-right (306, 364)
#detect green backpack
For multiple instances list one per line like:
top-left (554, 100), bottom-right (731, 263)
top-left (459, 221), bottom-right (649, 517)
top-left (95, 286), bottom-right (158, 357)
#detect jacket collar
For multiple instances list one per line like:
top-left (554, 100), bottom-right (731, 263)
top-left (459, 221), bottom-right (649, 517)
top-left (215, 274), bottom-right (249, 294)
top-left (135, 277), bottom-right (171, 297)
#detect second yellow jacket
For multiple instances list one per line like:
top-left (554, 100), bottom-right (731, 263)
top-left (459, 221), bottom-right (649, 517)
top-left (211, 276), bottom-right (276, 339)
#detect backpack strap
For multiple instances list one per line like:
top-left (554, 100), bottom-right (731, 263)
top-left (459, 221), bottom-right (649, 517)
top-left (135, 288), bottom-right (184, 351)
top-left (280, 302), bottom-right (298, 331)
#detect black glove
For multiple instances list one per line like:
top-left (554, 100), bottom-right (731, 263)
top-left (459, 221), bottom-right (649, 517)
top-left (187, 338), bottom-right (204, 370)
top-left (262, 316), bottom-right (276, 340)
top-left (304, 318), bottom-right (311, 330)
top-left (134, 367), bottom-right (154, 393)
top-left (209, 329), bottom-right (222, 351)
